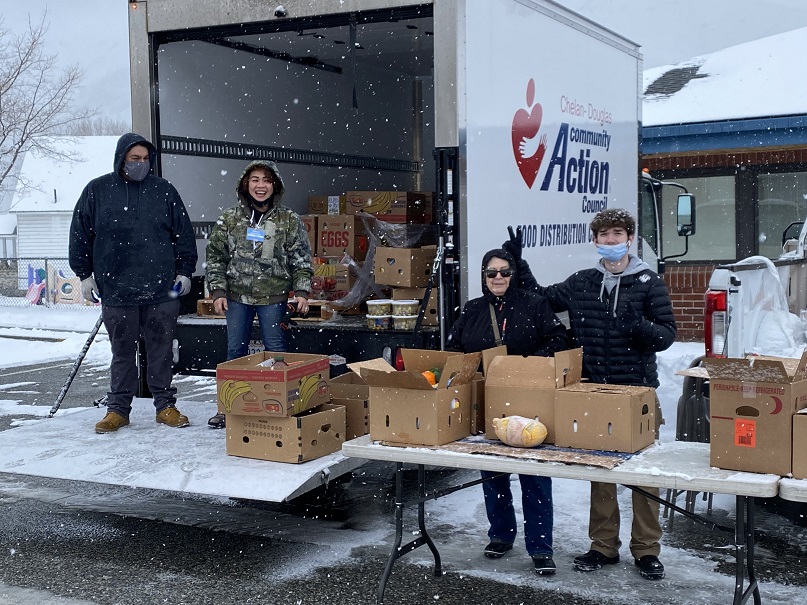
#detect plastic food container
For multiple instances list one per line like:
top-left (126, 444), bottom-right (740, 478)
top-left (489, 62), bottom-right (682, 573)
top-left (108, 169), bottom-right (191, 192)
top-left (367, 314), bottom-right (392, 330)
top-left (392, 314), bottom-right (419, 330)
top-left (366, 299), bottom-right (392, 316)
top-left (392, 299), bottom-right (420, 315)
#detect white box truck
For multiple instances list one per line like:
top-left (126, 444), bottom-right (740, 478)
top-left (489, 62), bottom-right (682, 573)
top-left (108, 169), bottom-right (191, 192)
top-left (128, 0), bottom-right (685, 374)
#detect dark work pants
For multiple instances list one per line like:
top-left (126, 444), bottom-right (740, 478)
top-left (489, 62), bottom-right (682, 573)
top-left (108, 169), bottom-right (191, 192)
top-left (102, 300), bottom-right (180, 418)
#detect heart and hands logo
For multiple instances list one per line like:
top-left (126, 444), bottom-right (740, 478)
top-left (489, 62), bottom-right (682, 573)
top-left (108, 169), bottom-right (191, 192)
top-left (511, 78), bottom-right (547, 189)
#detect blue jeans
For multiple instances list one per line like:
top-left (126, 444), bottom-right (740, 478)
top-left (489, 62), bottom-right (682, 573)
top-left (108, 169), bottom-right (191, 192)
top-left (225, 299), bottom-right (286, 360)
top-left (482, 471), bottom-right (553, 557)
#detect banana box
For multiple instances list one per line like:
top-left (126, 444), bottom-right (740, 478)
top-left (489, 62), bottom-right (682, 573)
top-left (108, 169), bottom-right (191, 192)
top-left (300, 215), bottom-right (318, 253)
top-left (216, 352), bottom-right (330, 417)
top-left (307, 195), bottom-right (345, 215)
top-left (311, 262), bottom-right (356, 295)
top-left (373, 246), bottom-right (436, 288)
top-left (344, 191), bottom-right (429, 224)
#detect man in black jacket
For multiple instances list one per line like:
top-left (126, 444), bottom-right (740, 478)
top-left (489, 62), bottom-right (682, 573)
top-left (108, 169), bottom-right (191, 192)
top-left (505, 209), bottom-right (675, 580)
top-left (69, 133), bottom-right (198, 434)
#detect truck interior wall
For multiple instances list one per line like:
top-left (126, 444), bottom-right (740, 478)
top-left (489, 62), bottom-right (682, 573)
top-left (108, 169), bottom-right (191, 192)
top-left (156, 39), bottom-right (435, 229)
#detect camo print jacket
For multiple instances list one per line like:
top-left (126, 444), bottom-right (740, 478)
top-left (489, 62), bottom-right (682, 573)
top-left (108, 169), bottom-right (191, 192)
top-left (205, 160), bottom-right (312, 305)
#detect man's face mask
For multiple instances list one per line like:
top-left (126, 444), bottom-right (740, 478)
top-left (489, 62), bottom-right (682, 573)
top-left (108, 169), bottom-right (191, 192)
top-left (124, 161), bottom-right (150, 182)
top-left (597, 242), bottom-right (629, 262)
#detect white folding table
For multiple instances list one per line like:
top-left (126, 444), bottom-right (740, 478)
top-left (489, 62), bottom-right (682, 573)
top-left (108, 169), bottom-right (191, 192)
top-left (777, 477), bottom-right (807, 503)
top-left (342, 436), bottom-right (779, 605)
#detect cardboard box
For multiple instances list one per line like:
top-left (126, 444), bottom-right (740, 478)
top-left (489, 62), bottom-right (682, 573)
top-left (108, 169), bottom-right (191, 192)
top-left (301, 215), bottom-right (318, 253)
top-left (793, 410), bottom-right (807, 479)
top-left (311, 262), bottom-right (356, 295)
top-left (705, 352), bottom-right (807, 476)
top-left (308, 195), bottom-right (345, 215)
top-left (359, 349), bottom-right (482, 446)
top-left (484, 348), bottom-right (583, 443)
top-left (216, 352), bottom-right (331, 417)
top-left (554, 383), bottom-right (657, 453)
top-left (344, 191), bottom-right (429, 224)
top-left (333, 397), bottom-right (369, 440)
top-left (225, 404), bottom-right (346, 463)
top-left (374, 247), bottom-right (435, 288)
top-left (470, 372), bottom-right (486, 435)
top-left (318, 215), bottom-right (370, 261)
top-left (392, 287), bottom-right (438, 326)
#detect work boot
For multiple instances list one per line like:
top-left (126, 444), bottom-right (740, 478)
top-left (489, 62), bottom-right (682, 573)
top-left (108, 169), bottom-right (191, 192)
top-left (208, 413), bottom-right (226, 429)
top-left (95, 411), bottom-right (130, 434)
top-left (156, 407), bottom-right (190, 428)
top-left (531, 555), bottom-right (557, 576)
top-left (573, 549), bottom-right (620, 572)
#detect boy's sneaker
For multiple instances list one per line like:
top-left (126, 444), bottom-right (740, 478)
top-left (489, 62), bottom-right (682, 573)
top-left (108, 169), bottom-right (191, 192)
top-left (635, 555), bottom-right (665, 580)
top-left (483, 541), bottom-right (513, 559)
top-left (95, 412), bottom-right (130, 434)
top-left (531, 555), bottom-right (557, 576)
top-left (573, 549), bottom-right (620, 572)
top-left (156, 407), bottom-right (190, 428)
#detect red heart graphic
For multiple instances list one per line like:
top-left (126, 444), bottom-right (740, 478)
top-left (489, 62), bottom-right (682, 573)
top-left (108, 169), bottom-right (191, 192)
top-left (512, 79), bottom-right (547, 189)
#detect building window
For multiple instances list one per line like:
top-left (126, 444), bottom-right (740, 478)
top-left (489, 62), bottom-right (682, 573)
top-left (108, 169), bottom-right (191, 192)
top-left (662, 175), bottom-right (736, 262)
top-left (757, 172), bottom-right (807, 259)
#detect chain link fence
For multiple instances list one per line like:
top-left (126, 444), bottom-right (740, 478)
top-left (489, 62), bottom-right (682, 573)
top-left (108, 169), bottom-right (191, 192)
top-left (0, 258), bottom-right (96, 308)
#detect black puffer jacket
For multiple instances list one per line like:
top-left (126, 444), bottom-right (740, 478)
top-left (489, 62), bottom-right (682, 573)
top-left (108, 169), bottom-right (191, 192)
top-left (518, 255), bottom-right (675, 387)
top-left (446, 249), bottom-right (569, 356)
top-left (69, 133), bottom-right (197, 306)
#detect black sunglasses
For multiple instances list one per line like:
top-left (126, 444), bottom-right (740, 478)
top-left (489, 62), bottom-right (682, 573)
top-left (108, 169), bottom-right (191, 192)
top-left (484, 268), bottom-right (513, 279)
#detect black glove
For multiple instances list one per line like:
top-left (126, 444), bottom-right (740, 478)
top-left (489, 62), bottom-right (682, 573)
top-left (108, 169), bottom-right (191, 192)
top-left (615, 299), bottom-right (642, 334)
top-left (502, 225), bottom-right (523, 263)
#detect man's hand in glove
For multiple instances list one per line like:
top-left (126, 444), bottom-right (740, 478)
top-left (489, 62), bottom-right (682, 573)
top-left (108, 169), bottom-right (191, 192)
top-left (81, 277), bottom-right (99, 303)
top-left (502, 225), bottom-right (523, 262)
top-left (173, 275), bottom-right (191, 296)
top-left (615, 299), bottom-right (642, 334)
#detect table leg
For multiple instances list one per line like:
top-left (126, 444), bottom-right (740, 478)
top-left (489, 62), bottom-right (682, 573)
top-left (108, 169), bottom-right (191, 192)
top-left (377, 463), bottom-right (442, 605)
top-left (733, 495), bottom-right (760, 605)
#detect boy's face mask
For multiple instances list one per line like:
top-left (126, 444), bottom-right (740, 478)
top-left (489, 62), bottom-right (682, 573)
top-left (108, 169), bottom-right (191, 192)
top-left (123, 161), bottom-right (150, 182)
top-left (597, 242), bottom-right (629, 262)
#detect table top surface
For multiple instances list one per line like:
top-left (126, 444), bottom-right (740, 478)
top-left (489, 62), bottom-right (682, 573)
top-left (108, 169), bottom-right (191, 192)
top-left (778, 477), bottom-right (807, 502)
top-left (342, 436), bottom-right (780, 498)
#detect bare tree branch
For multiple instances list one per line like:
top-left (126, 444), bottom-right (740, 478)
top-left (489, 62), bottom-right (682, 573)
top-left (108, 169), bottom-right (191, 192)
top-left (0, 11), bottom-right (97, 199)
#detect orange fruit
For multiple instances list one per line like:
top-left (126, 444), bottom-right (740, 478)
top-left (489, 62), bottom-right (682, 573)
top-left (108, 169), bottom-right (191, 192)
top-left (421, 370), bottom-right (437, 385)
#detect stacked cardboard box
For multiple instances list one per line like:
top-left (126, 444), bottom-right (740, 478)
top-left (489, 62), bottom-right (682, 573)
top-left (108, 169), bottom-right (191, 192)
top-left (216, 351), bottom-right (346, 463)
top-left (344, 191), bottom-right (431, 224)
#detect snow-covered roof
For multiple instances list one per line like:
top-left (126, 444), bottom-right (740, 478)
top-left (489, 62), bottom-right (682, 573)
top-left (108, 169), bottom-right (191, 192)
top-left (643, 26), bottom-right (807, 127)
top-left (9, 137), bottom-right (119, 214)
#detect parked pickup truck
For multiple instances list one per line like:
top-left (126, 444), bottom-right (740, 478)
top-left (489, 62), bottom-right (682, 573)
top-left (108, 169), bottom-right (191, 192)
top-left (677, 221), bottom-right (807, 442)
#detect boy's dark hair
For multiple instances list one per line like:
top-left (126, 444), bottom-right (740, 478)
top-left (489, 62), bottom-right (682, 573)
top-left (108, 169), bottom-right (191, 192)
top-left (589, 208), bottom-right (636, 237)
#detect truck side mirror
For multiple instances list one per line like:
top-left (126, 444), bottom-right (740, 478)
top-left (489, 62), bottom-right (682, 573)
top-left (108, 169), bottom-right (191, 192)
top-left (676, 193), bottom-right (696, 236)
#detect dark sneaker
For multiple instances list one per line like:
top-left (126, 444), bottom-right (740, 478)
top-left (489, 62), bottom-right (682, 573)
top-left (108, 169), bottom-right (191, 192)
top-left (484, 541), bottom-right (513, 559)
top-left (573, 550), bottom-right (620, 572)
top-left (531, 555), bottom-right (557, 576)
top-left (156, 407), bottom-right (190, 428)
top-left (95, 411), bottom-right (129, 434)
top-left (208, 413), bottom-right (226, 429)
top-left (635, 555), bottom-right (665, 580)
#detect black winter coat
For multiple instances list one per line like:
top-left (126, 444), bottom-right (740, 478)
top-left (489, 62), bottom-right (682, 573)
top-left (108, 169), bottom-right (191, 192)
top-left (69, 133), bottom-right (197, 307)
top-left (447, 248), bottom-right (569, 356)
top-left (519, 257), bottom-right (675, 387)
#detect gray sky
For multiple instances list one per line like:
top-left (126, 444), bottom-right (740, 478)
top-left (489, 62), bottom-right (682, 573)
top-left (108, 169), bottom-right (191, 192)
top-left (4, 0), bottom-right (807, 124)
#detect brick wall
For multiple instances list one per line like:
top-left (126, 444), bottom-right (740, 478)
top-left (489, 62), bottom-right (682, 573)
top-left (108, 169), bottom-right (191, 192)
top-left (645, 147), bottom-right (807, 170)
top-left (661, 263), bottom-right (715, 342)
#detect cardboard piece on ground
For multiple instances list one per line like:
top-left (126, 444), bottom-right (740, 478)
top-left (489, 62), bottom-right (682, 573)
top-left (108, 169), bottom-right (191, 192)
top-left (554, 383), bottom-right (657, 453)
top-left (704, 351), bottom-right (807, 476)
top-left (484, 348), bottom-right (583, 443)
top-left (225, 403), bottom-right (346, 463)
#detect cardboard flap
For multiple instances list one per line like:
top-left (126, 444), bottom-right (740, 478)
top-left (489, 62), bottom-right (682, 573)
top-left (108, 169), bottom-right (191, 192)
top-left (702, 357), bottom-right (790, 382)
top-left (485, 355), bottom-right (557, 388)
top-left (360, 367), bottom-right (434, 390)
top-left (794, 348), bottom-right (807, 382)
top-left (481, 346), bottom-right (507, 376)
top-left (554, 348), bottom-right (583, 386)
top-left (675, 366), bottom-right (710, 379)
top-left (400, 349), bottom-right (460, 372)
top-left (438, 351), bottom-right (482, 388)
top-left (348, 358), bottom-right (395, 375)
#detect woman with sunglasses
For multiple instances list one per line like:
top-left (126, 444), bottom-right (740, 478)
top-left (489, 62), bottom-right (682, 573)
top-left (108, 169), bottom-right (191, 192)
top-left (446, 247), bottom-right (569, 576)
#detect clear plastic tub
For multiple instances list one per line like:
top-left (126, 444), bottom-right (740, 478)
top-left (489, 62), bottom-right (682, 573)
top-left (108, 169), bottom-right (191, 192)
top-left (392, 314), bottom-right (419, 330)
top-left (367, 314), bottom-right (392, 330)
top-left (366, 299), bottom-right (392, 316)
top-left (392, 299), bottom-right (420, 315)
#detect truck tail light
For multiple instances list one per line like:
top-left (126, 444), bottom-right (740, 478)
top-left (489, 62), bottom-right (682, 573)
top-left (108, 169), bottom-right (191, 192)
top-left (705, 289), bottom-right (727, 358)
top-left (393, 347), bottom-right (405, 371)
